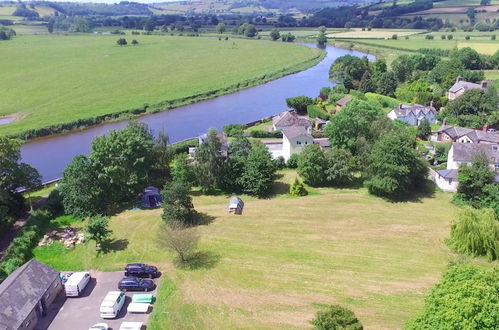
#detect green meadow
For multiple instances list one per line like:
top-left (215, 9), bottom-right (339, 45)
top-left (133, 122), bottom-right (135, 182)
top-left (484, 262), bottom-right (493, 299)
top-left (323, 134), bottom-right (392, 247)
top-left (34, 171), bottom-right (460, 329)
top-left (0, 34), bottom-right (322, 136)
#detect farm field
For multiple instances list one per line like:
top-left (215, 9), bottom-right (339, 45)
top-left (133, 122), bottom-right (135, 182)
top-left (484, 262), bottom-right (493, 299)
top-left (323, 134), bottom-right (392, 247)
top-left (327, 28), bottom-right (422, 39)
top-left (34, 171), bottom-right (458, 329)
top-left (0, 34), bottom-right (322, 136)
top-left (434, 0), bottom-right (499, 7)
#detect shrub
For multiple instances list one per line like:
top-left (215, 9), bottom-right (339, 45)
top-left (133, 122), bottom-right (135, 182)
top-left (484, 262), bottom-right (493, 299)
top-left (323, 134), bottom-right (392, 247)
top-left (44, 189), bottom-right (64, 218)
top-left (465, 35), bottom-right (471, 40)
top-left (425, 35), bottom-right (434, 40)
top-left (287, 154), bottom-right (300, 168)
top-left (448, 207), bottom-right (499, 261)
top-left (447, 34), bottom-right (453, 40)
top-left (307, 105), bottom-right (330, 120)
top-left (249, 130), bottom-right (282, 138)
top-left (289, 178), bottom-right (308, 197)
top-left (223, 124), bottom-right (246, 137)
top-left (311, 305), bottom-right (363, 330)
top-left (274, 156), bottom-right (286, 170)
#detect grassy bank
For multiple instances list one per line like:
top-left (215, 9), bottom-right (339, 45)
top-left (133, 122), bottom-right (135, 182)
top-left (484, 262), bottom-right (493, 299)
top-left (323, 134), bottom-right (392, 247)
top-left (0, 34), bottom-right (324, 138)
top-left (35, 170), bottom-right (458, 329)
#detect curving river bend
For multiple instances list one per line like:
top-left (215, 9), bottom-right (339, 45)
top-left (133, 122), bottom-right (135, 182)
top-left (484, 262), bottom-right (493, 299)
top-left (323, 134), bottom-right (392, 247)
top-left (20, 43), bottom-right (374, 182)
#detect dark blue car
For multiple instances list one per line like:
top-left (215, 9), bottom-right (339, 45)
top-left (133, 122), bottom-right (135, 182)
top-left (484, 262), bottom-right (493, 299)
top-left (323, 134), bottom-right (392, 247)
top-left (125, 263), bottom-right (159, 278)
top-left (118, 277), bottom-right (155, 292)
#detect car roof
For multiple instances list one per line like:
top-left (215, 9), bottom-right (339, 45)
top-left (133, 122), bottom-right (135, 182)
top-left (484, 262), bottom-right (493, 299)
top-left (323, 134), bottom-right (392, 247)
top-left (126, 263), bottom-right (145, 268)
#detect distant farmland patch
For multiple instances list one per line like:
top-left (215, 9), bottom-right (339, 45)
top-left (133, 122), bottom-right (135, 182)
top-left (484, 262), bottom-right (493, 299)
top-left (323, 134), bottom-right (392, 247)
top-left (328, 28), bottom-right (422, 39)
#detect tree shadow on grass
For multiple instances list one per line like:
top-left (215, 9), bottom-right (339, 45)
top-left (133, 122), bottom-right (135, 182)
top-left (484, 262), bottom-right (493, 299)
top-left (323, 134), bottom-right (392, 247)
top-left (382, 180), bottom-right (437, 204)
top-left (177, 251), bottom-right (220, 270)
top-left (99, 238), bottom-right (129, 254)
top-left (194, 212), bottom-right (216, 226)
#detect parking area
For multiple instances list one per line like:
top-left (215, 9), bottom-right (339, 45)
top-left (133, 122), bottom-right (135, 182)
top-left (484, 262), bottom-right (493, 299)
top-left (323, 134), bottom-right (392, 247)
top-left (41, 271), bottom-right (159, 330)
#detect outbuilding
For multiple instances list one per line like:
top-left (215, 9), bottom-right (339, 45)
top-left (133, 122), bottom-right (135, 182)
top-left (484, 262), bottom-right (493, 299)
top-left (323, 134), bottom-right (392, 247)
top-left (140, 186), bottom-right (162, 208)
top-left (0, 259), bottom-right (63, 330)
top-left (228, 197), bottom-right (244, 215)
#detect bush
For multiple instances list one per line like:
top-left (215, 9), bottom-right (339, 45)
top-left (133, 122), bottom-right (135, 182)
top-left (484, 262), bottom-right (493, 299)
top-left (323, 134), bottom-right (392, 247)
top-left (465, 35), bottom-right (471, 40)
top-left (223, 124), bottom-right (246, 137)
top-left (249, 130), bottom-right (282, 138)
top-left (274, 156), bottom-right (286, 170)
top-left (447, 34), bottom-right (453, 40)
top-left (289, 178), bottom-right (308, 197)
top-left (169, 139), bottom-right (198, 155)
top-left (44, 189), bottom-right (64, 218)
top-left (307, 105), bottom-right (330, 120)
top-left (287, 154), bottom-right (300, 168)
top-left (311, 305), bottom-right (363, 330)
top-left (448, 207), bottom-right (499, 261)
top-left (425, 35), bottom-right (434, 40)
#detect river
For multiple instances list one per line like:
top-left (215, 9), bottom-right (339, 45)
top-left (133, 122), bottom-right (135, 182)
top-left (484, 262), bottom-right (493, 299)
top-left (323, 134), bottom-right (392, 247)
top-left (20, 43), bottom-right (374, 182)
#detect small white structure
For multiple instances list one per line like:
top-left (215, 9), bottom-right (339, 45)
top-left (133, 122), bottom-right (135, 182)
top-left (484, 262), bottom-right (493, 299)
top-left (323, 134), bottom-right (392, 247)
top-left (387, 103), bottom-right (437, 126)
top-left (448, 77), bottom-right (491, 101)
top-left (281, 126), bottom-right (314, 161)
top-left (119, 322), bottom-right (144, 330)
top-left (228, 197), bottom-right (244, 215)
top-left (433, 169), bottom-right (459, 192)
top-left (64, 271), bottom-right (91, 297)
top-left (100, 291), bottom-right (126, 319)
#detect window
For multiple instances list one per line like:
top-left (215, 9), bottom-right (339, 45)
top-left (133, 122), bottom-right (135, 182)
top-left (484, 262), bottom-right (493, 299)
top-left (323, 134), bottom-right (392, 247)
top-left (296, 141), bottom-right (301, 145)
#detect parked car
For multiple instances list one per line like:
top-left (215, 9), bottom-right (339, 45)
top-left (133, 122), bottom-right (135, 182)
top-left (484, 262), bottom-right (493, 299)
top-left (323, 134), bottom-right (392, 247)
top-left (119, 322), bottom-right (143, 330)
top-left (64, 272), bottom-right (91, 297)
top-left (118, 277), bottom-right (155, 292)
top-left (89, 323), bottom-right (109, 330)
top-left (124, 263), bottom-right (159, 278)
top-left (100, 291), bottom-right (126, 319)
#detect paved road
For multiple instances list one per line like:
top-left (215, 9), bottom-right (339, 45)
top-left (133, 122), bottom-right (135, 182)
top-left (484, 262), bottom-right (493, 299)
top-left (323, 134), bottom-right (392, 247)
top-left (41, 271), bottom-right (159, 330)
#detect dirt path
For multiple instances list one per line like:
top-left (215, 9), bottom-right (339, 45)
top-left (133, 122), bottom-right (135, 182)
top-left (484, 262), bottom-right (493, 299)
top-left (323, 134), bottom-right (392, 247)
top-left (0, 197), bottom-right (47, 261)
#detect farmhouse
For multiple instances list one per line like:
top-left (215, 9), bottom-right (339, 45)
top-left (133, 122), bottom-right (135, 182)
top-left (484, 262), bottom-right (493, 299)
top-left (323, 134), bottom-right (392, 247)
top-left (387, 103), bottom-right (437, 126)
top-left (448, 77), bottom-right (491, 101)
top-left (272, 110), bottom-right (311, 131)
top-left (446, 142), bottom-right (499, 171)
top-left (0, 259), bottom-right (62, 330)
top-left (190, 132), bottom-right (229, 157)
top-left (437, 124), bottom-right (499, 144)
top-left (431, 169), bottom-right (459, 193)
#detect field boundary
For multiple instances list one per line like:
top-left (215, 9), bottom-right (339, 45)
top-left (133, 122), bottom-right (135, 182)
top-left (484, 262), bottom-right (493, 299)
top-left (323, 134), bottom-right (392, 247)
top-left (9, 48), bottom-right (326, 141)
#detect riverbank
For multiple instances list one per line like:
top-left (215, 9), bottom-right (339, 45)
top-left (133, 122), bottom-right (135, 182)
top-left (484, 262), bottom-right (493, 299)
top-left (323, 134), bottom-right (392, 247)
top-left (1, 34), bottom-right (324, 140)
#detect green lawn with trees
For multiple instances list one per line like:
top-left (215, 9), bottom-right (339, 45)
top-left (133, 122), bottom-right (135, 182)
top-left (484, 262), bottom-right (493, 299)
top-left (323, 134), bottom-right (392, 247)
top-left (33, 171), bottom-right (460, 329)
top-left (0, 34), bottom-right (323, 138)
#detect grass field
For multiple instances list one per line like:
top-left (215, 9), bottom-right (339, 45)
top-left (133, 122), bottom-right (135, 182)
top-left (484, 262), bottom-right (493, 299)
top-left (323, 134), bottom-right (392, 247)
top-left (34, 171), bottom-right (459, 329)
top-left (434, 0), bottom-right (499, 7)
top-left (328, 28), bottom-right (422, 39)
top-left (0, 34), bottom-right (322, 137)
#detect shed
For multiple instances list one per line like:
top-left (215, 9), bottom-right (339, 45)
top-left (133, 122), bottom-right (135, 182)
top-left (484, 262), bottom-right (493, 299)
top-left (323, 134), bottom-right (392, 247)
top-left (228, 197), bottom-right (244, 215)
top-left (140, 186), bottom-right (162, 208)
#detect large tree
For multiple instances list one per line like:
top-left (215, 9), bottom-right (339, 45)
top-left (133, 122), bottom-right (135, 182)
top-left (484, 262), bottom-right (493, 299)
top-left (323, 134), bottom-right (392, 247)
top-left (85, 215), bottom-right (112, 250)
top-left (442, 89), bottom-right (498, 129)
top-left (365, 129), bottom-right (428, 198)
top-left (298, 145), bottom-right (327, 187)
top-left (451, 47), bottom-right (483, 70)
top-left (324, 147), bottom-right (356, 186)
top-left (324, 98), bottom-right (383, 153)
top-left (457, 152), bottom-right (494, 205)
top-left (286, 96), bottom-right (314, 114)
top-left (238, 143), bottom-right (276, 197)
top-left (161, 180), bottom-right (196, 226)
top-left (194, 129), bottom-right (227, 193)
top-left (329, 55), bottom-right (370, 87)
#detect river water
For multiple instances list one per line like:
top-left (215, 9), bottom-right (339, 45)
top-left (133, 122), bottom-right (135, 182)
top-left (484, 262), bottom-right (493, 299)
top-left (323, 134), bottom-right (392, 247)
top-left (20, 43), bottom-right (373, 182)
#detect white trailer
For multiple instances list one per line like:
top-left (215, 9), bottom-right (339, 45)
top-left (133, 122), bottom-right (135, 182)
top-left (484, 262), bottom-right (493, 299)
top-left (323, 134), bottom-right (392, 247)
top-left (64, 272), bottom-right (91, 297)
top-left (100, 291), bottom-right (126, 319)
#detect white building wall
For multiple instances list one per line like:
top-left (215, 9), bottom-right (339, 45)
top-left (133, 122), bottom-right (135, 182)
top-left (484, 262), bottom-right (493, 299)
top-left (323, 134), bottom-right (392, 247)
top-left (435, 175), bottom-right (458, 192)
top-left (282, 134), bottom-right (314, 161)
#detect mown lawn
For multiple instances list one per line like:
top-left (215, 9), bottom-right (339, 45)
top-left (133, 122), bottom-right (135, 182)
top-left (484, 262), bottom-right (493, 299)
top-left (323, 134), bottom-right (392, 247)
top-left (0, 34), bottom-right (321, 136)
top-left (35, 171), bottom-right (457, 329)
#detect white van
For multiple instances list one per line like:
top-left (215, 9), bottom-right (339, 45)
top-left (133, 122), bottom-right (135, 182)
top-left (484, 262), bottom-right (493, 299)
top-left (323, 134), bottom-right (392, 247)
top-left (64, 272), bottom-right (91, 297)
top-left (100, 291), bottom-right (126, 319)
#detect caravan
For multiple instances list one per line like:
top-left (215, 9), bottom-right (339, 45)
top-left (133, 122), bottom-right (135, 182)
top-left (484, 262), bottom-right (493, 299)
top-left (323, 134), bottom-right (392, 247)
top-left (64, 272), bottom-right (91, 297)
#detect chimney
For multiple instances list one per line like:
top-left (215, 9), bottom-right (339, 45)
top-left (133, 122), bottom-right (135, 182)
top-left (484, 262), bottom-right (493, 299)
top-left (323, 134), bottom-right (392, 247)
top-left (456, 76), bottom-right (463, 83)
top-left (399, 104), bottom-right (403, 109)
top-left (481, 81), bottom-right (488, 89)
top-left (442, 118), bottom-right (447, 126)
top-left (483, 124), bottom-right (489, 132)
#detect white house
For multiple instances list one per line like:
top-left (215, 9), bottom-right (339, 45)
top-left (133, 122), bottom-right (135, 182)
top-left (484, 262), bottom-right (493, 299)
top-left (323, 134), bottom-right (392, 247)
top-left (387, 103), bottom-right (437, 126)
top-left (432, 169), bottom-right (459, 192)
top-left (448, 77), bottom-right (491, 101)
top-left (272, 110), bottom-right (311, 131)
top-left (281, 126), bottom-right (314, 161)
top-left (447, 142), bottom-right (499, 171)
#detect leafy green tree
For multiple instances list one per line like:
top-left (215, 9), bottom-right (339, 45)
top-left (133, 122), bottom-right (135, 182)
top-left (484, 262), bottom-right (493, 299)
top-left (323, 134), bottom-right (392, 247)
top-left (480, 184), bottom-right (499, 218)
top-left (131, 39), bottom-right (138, 45)
top-left (359, 71), bottom-right (376, 93)
top-left (417, 119), bottom-right (432, 140)
top-left (451, 47), bottom-right (483, 70)
top-left (391, 55), bottom-right (413, 82)
top-left (457, 152), bottom-right (494, 205)
top-left (448, 207), bottom-right (499, 261)
top-left (171, 153), bottom-right (195, 185)
top-left (85, 215), bottom-right (112, 249)
top-left (117, 38), bottom-right (127, 46)
top-left (408, 264), bottom-right (499, 329)
top-left (269, 28), bottom-right (280, 41)
top-left (281, 32), bottom-right (295, 42)
top-left (194, 129), bottom-right (227, 193)
top-left (298, 145), bottom-right (327, 187)
top-left (216, 22), bottom-right (226, 34)
top-left (371, 58), bottom-right (387, 77)
top-left (287, 154), bottom-right (300, 168)
top-left (161, 180), bottom-right (196, 226)
top-left (395, 80), bottom-right (433, 105)
top-left (324, 147), bottom-right (356, 185)
top-left (428, 58), bottom-right (465, 89)
top-left (324, 99), bottom-right (383, 153)
top-left (329, 55), bottom-right (369, 86)
top-left (70, 17), bottom-right (92, 33)
top-left (289, 178), bottom-right (308, 197)
top-left (365, 129), bottom-right (428, 198)
top-left (244, 24), bottom-right (257, 37)
top-left (157, 222), bottom-right (199, 264)
top-left (317, 32), bottom-right (327, 46)
top-left (286, 96), bottom-right (314, 114)
top-left (226, 134), bottom-right (253, 191)
top-left (238, 144), bottom-right (276, 197)
top-left (318, 25), bottom-right (327, 33)
top-left (375, 71), bottom-right (398, 97)
top-left (311, 305), bottom-right (363, 330)
top-left (442, 89), bottom-right (498, 129)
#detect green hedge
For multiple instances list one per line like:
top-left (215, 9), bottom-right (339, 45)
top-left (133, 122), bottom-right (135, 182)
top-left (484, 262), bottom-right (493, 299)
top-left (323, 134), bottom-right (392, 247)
top-left (307, 105), bottom-right (330, 120)
top-left (249, 130), bottom-right (282, 138)
top-left (170, 139), bottom-right (199, 155)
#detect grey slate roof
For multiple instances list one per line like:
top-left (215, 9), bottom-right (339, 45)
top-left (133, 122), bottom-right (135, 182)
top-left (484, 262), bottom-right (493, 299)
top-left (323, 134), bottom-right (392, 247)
top-left (391, 104), bottom-right (436, 118)
top-left (437, 169), bottom-right (458, 180)
top-left (313, 138), bottom-right (330, 148)
top-left (438, 125), bottom-right (499, 143)
top-left (451, 142), bottom-right (499, 163)
top-left (282, 126), bottom-right (310, 140)
top-left (0, 259), bottom-right (60, 330)
top-left (272, 111), bottom-right (310, 129)
top-left (449, 80), bottom-right (489, 93)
